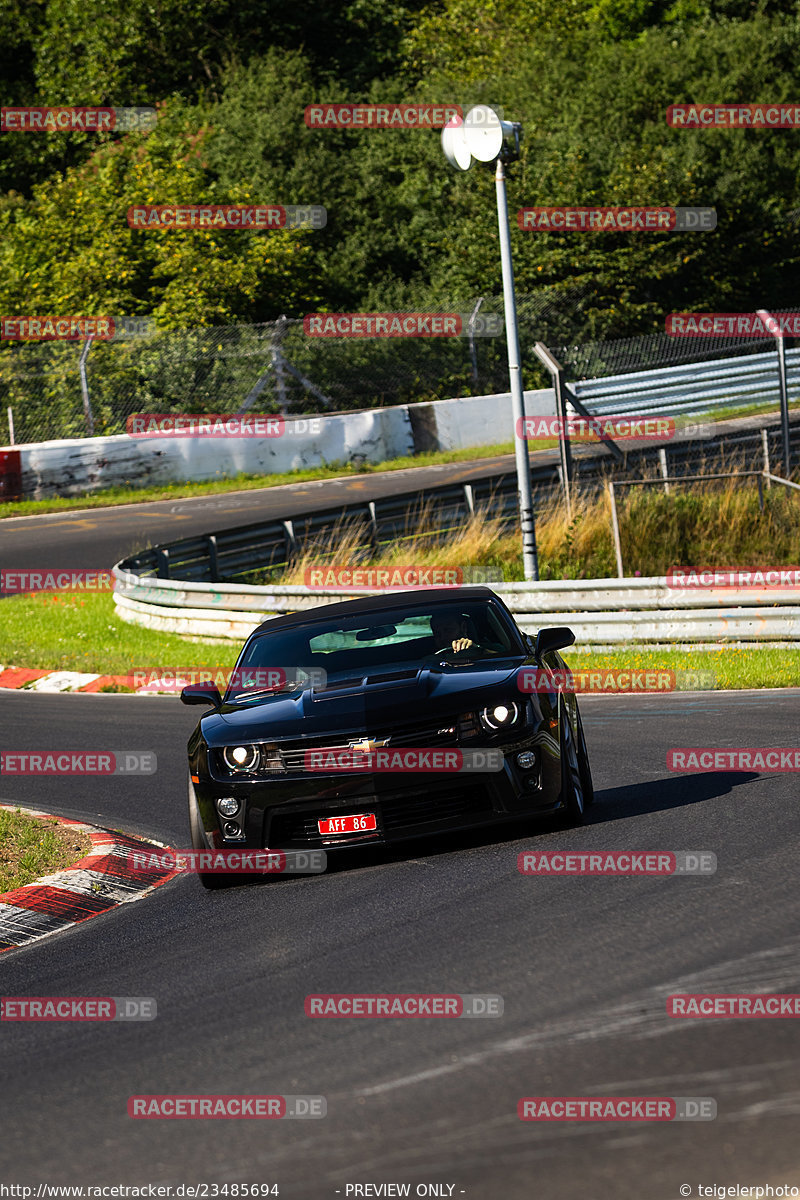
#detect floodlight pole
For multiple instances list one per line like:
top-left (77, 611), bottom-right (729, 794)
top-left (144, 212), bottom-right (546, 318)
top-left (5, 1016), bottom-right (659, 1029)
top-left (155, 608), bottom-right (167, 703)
top-left (495, 156), bottom-right (538, 580)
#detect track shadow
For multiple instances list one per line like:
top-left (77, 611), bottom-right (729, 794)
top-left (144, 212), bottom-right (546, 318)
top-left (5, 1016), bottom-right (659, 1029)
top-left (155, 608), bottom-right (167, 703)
top-left (586, 771), bottom-right (759, 824)
top-left (213, 771), bottom-right (758, 887)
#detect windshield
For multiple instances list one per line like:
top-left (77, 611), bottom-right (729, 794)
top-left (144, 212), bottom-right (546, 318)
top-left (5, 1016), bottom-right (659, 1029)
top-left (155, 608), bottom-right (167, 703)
top-left (226, 599), bottom-right (522, 701)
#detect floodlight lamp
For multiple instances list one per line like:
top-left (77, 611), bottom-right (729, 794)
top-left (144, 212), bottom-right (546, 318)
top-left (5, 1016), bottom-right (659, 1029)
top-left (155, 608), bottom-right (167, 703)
top-left (441, 115), bottom-right (472, 170)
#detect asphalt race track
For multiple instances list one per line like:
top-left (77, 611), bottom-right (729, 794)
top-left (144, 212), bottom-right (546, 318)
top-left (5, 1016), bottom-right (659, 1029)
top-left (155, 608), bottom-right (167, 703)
top-left (0, 455), bottom-right (520, 572)
top-left (2, 687), bottom-right (800, 1198)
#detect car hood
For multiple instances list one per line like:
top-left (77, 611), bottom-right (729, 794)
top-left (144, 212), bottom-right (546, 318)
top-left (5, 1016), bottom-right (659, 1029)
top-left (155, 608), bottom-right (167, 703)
top-left (200, 661), bottom-right (527, 743)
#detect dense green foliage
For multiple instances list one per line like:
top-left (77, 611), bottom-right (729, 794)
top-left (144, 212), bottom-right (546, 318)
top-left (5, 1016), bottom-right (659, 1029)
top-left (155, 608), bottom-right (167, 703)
top-left (1, 0), bottom-right (799, 340)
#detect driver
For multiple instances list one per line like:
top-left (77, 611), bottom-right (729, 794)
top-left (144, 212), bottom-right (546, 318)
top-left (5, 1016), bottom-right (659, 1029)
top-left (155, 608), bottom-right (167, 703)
top-left (430, 612), bottom-right (476, 655)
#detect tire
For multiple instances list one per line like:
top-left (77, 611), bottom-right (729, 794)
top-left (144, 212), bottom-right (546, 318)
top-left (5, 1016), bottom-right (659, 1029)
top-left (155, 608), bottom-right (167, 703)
top-left (558, 702), bottom-right (586, 826)
top-left (188, 777), bottom-right (231, 890)
top-left (575, 704), bottom-right (594, 808)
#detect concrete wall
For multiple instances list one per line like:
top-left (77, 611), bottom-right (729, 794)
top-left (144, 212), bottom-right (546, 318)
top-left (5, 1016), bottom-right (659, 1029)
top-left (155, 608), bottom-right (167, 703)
top-left (7, 388), bottom-right (556, 500)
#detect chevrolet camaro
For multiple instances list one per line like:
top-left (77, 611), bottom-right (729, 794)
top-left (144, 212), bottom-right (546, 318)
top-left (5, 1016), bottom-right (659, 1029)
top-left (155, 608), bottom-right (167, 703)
top-left (180, 586), bottom-right (593, 887)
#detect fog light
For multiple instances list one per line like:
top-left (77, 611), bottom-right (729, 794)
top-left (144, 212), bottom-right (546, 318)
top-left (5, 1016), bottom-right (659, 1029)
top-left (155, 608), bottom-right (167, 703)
top-left (217, 797), bottom-right (240, 817)
top-left (516, 750), bottom-right (537, 770)
top-left (223, 820), bottom-right (241, 837)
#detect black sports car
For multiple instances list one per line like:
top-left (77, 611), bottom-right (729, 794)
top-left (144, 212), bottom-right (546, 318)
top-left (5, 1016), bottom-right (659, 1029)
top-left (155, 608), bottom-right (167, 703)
top-left (181, 586), bottom-right (593, 887)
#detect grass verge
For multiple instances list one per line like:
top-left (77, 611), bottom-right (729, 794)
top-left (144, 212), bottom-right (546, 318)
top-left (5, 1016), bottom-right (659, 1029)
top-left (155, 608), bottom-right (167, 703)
top-left (0, 441), bottom-right (516, 520)
top-left (0, 592), bottom-right (238, 676)
top-left (0, 592), bottom-right (798, 689)
top-left (567, 647), bottom-right (800, 690)
top-left (0, 808), bottom-right (93, 892)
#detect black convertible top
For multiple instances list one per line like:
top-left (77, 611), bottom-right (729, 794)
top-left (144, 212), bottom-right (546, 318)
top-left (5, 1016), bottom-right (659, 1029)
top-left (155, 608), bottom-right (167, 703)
top-left (251, 585), bottom-right (503, 636)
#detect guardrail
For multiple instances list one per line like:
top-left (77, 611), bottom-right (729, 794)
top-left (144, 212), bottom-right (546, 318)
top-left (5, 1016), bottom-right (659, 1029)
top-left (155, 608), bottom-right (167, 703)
top-left (117, 414), bottom-right (800, 585)
top-left (570, 347), bottom-right (800, 419)
top-left (112, 567), bottom-right (800, 647)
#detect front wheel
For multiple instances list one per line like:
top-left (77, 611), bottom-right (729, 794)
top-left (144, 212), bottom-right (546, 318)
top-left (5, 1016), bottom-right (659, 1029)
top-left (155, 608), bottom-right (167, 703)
top-left (558, 704), bottom-right (586, 826)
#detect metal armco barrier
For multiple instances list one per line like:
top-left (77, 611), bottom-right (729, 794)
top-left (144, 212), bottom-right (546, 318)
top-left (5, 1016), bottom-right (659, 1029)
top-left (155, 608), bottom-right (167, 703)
top-left (569, 347), bottom-right (800, 419)
top-left (0, 449), bottom-right (22, 500)
top-left (112, 413), bottom-right (800, 647)
top-left (112, 568), bottom-right (800, 646)
top-left (116, 414), bottom-right (800, 585)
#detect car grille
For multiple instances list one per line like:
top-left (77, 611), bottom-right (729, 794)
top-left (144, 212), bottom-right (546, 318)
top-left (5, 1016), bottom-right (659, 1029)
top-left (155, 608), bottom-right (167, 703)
top-left (276, 720), bottom-right (460, 773)
top-left (268, 785), bottom-right (493, 845)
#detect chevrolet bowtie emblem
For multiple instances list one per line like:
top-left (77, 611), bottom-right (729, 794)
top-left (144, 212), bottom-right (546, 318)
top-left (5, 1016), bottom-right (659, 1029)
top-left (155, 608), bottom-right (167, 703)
top-left (348, 737), bottom-right (391, 752)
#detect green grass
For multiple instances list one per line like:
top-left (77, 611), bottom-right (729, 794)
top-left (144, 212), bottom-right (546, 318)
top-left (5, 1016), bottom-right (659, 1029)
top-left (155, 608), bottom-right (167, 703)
top-left (569, 647), bottom-right (800, 690)
top-left (0, 441), bottom-right (516, 520)
top-left (0, 591), bottom-right (798, 689)
top-left (0, 808), bottom-right (93, 893)
top-left (0, 592), bottom-right (238, 676)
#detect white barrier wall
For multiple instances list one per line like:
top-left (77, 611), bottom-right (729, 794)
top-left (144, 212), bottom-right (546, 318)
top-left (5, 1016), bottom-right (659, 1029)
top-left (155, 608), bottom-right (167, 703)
top-left (9, 389), bottom-right (556, 499)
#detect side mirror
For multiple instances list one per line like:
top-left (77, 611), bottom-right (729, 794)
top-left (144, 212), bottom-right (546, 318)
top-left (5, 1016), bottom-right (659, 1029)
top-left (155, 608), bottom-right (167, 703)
top-left (180, 684), bottom-right (222, 707)
top-left (535, 627), bottom-right (575, 659)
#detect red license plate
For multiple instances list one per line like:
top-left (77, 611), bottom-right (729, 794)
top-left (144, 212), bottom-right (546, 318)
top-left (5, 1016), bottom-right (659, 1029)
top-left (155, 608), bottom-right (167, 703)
top-left (318, 812), bottom-right (377, 835)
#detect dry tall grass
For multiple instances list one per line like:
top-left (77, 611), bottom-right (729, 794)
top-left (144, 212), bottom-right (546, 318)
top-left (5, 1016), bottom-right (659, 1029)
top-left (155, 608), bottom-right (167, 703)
top-left (266, 466), bottom-right (800, 583)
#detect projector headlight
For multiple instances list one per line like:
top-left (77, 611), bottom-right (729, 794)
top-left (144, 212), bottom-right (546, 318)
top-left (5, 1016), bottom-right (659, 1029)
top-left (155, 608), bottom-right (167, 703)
top-left (479, 702), bottom-right (520, 731)
top-left (222, 744), bottom-right (259, 772)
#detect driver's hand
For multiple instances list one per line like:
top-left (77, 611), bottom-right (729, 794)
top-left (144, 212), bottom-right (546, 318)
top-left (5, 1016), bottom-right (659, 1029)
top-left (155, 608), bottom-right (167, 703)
top-left (451, 637), bottom-right (473, 652)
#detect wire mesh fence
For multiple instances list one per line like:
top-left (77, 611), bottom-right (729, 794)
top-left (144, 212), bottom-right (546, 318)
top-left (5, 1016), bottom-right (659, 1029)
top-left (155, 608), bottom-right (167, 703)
top-left (0, 293), bottom-right (794, 445)
top-left (553, 319), bottom-right (793, 380)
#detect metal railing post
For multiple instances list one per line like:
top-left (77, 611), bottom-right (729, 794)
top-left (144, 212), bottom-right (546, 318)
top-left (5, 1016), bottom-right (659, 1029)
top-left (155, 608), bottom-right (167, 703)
top-left (607, 481), bottom-right (624, 578)
top-left (79, 337), bottom-right (95, 436)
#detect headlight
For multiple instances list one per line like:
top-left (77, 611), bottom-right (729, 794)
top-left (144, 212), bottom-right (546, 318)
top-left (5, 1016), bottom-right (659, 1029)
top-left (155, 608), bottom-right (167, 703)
top-left (516, 750), bottom-right (537, 769)
top-left (222, 744), bottom-right (259, 772)
top-left (217, 796), bottom-right (240, 817)
top-left (220, 744), bottom-right (285, 774)
top-left (479, 702), bottom-right (520, 731)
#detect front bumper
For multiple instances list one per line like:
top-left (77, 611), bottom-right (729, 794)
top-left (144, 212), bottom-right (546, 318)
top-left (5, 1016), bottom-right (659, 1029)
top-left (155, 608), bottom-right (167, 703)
top-left (193, 731), bottom-right (563, 850)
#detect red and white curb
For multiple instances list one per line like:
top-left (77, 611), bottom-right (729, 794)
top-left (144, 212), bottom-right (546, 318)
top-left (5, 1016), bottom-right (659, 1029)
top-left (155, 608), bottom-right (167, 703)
top-left (0, 667), bottom-right (182, 694)
top-left (0, 805), bottom-right (180, 953)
